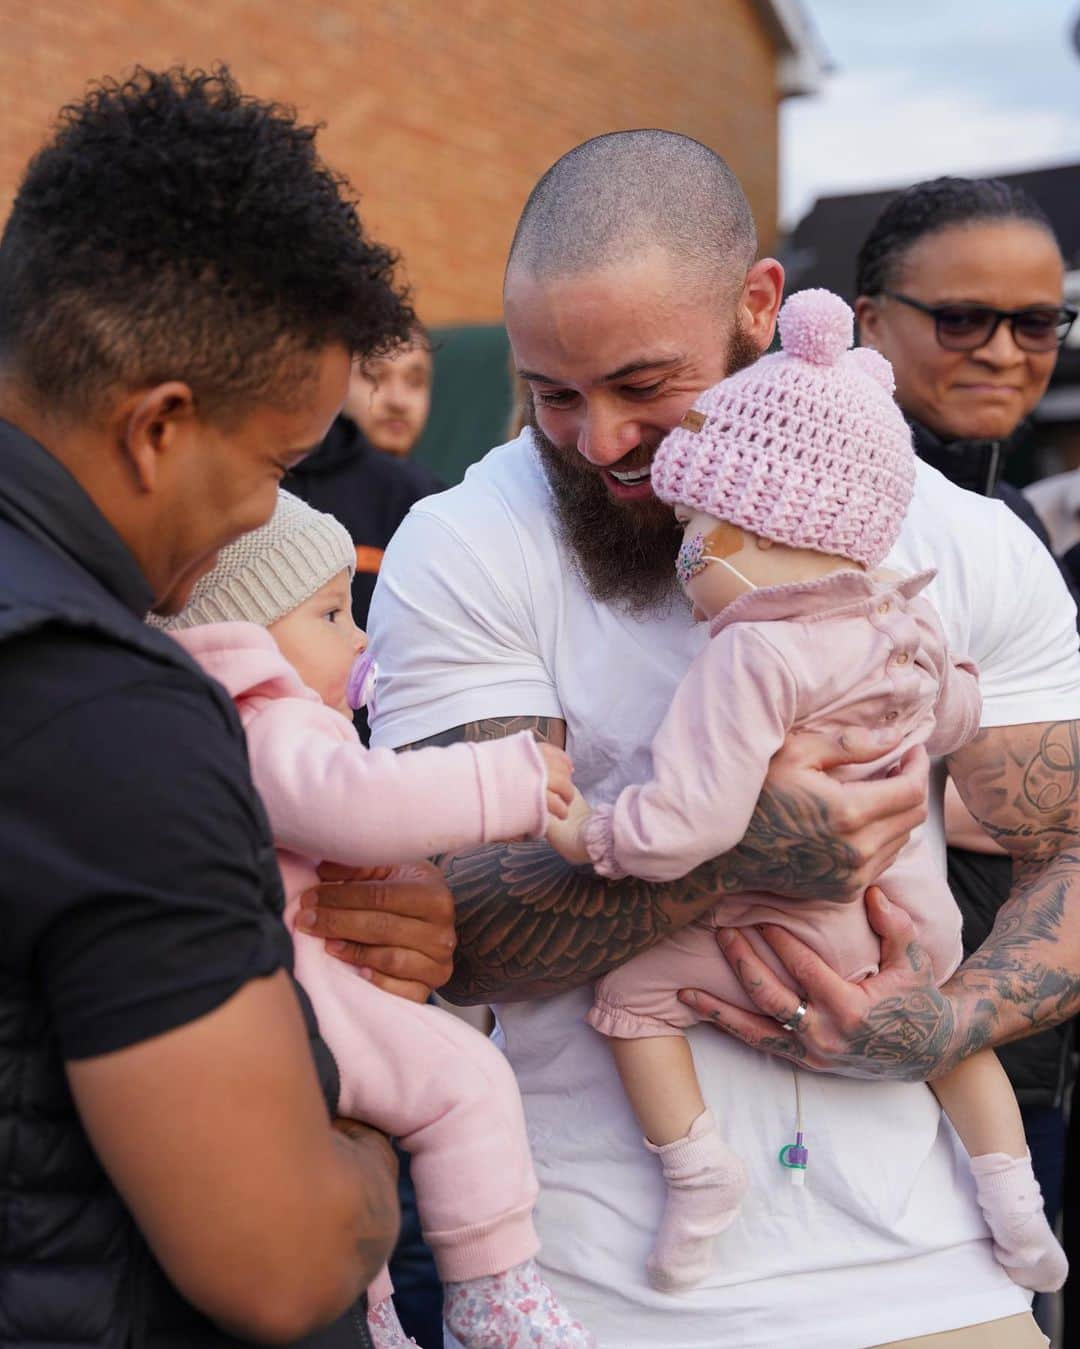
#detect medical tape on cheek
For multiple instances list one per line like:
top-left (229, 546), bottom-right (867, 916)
top-left (702, 521), bottom-right (745, 559)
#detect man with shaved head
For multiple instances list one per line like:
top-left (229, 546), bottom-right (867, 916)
top-left (308, 132), bottom-right (1080, 1347)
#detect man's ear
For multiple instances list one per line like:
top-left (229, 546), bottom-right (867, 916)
top-left (113, 382), bottom-right (197, 493)
top-left (739, 257), bottom-right (785, 352)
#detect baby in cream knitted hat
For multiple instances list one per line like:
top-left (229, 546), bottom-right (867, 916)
top-left (154, 492), bottom-right (597, 1349)
top-left (547, 291), bottom-right (1065, 1299)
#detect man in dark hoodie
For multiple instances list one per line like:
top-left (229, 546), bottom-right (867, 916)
top-left (287, 328), bottom-right (444, 633)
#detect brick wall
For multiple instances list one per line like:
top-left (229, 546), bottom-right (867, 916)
top-left (0, 0), bottom-right (780, 324)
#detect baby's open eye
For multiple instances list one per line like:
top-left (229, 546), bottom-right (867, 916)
top-left (324, 608), bottom-right (342, 623)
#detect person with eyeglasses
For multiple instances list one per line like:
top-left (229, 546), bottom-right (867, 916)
top-left (854, 177), bottom-right (1076, 559)
top-left (855, 175), bottom-right (1078, 1337)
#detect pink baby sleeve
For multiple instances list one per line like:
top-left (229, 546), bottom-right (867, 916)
top-left (588, 625), bottom-right (799, 881)
top-left (246, 698), bottom-right (548, 865)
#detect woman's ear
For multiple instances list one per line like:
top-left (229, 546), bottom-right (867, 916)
top-left (853, 295), bottom-right (883, 352)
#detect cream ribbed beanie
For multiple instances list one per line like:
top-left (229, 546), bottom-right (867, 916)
top-left (152, 490), bottom-right (356, 631)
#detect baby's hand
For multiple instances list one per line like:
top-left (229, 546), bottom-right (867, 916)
top-left (539, 742), bottom-right (574, 819)
top-left (546, 787), bottom-right (593, 865)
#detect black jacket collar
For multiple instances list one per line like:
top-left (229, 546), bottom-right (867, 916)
top-left (0, 418), bottom-right (153, 617)
top-left (908, 418), bottom-right (1017, 498)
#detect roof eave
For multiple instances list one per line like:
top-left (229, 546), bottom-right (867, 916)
top-left (751, 0), bottom-right (831, 98)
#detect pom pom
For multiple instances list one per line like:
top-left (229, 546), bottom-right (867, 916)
top-left (777, 288), bottom-right (853, 366)
top-left (845, 346), bottom-right (896, 393)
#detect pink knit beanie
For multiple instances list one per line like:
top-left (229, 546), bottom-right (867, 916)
top-left (650, 289), bottom-right (915, 568)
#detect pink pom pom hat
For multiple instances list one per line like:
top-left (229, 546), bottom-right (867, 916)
top-left (650, 288), bottom-right (915, 569)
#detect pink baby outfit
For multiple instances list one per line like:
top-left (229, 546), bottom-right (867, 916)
top-left (586, 567), bottom-right (981, 1039)
top-left (171, 620), bottom-right (546, 1290)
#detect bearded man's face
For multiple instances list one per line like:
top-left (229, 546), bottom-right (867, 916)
top-left (504, 247), bottom-right (763, 612)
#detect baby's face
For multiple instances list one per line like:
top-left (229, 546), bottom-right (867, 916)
top-left (673, 508), bottom-right (754, 619)
top-left (268, 570), bottom-right (366, 718)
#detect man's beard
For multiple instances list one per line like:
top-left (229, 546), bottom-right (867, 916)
top-left (533, 325), bottom-right (761, 615)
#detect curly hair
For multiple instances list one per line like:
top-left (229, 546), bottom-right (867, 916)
top-left (0, 65), bottom-right (414, 420)
top-left (855, 176), bottom-right (1059, 298)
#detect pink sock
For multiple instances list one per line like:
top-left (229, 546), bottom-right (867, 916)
top-left (644, 1107), bottom-right (747, 1292)
top-left (367, 1295), bottom-right (417, 1348)
top-left (971, 1150), bottom-right (1068, 1293)
top-left (443, 1257), bottom-right (595, 1348)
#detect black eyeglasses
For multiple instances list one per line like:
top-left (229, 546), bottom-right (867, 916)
top-left (881, 290), bottom-right (1077, 353)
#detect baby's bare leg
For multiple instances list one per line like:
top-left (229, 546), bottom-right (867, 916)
top-left (933, 1048), bottom-right (1065, 1293)
top-left (931, 1048), bottom-right (1025, 1158)
top-left (611, 1034), bottom-right (705, 1146)
top-left (610, 1033), bottom-right (746, 1292)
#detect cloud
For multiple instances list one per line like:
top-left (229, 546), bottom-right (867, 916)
top-left (781, 68), bottom-right (1080, 227)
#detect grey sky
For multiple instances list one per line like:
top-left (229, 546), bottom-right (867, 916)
top-left (781, 0), bottom-right (1080, 226)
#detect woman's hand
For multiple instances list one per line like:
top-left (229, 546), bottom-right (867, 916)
top-left (297, 860), bottom-right (457, 1002)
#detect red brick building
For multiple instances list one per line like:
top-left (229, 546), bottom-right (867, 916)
top-left (0, 1), bottom-right (823, 325)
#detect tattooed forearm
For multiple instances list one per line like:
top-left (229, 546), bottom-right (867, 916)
top-left (438, 838), bottom-right (720, 1002)
top-left (407, 716), bottom-right (567, 751)
top-left (401, 715), bottom-right (866, 1002)
top-left (944, 850), bottom-right (1080, 1058)
top-left (939, 720), bottom-right (1080, 1060)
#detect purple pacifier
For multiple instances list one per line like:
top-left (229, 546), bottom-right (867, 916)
top-left (347, 649), bottom-right (378, 715)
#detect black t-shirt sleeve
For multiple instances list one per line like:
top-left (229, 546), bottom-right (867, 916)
top-left (8, 675), bottom-right (289, 1060)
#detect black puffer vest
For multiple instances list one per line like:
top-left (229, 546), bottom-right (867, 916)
top-left (0, 492), bottom-right (367, 1346)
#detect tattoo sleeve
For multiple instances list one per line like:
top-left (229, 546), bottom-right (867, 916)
top-left (943, 719), bottom-right (1080, 1060)
top-left (401, 716), bottom-right (865, 1003)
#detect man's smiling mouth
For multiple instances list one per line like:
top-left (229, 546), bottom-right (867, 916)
top-left (608, 465), bottom-right (652, 484)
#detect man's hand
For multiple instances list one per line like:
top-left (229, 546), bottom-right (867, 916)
top-left (332, 1117), bottom-right (399, 1182)
top-left (679, 887), bottom-right (958, 1081)
top-left (297, 860), bottom-right (456, 1003)
top-left (719, 731), bottom-right (929, 904)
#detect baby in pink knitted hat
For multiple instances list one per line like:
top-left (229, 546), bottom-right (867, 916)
top-left (548, 290), bottom-right (1066, 1298)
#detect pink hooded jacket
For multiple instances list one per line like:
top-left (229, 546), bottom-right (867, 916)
top-left (169, 621), bottom-right (548, 1289)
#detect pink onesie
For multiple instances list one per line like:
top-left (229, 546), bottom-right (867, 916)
top-left (585, 569), bottom-right (982, 1039)
top-left (172, 621), bottom-right (546, 1291)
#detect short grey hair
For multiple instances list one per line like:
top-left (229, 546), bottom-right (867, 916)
top-left (506, 130), bottom-right (757, 294)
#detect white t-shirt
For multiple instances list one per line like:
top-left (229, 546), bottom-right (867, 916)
top-left (369, 433), bottom-right (1080, 1349)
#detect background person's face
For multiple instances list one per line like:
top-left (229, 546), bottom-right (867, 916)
top-left (346, 341), bottom-right (433, 455)
top-left (153, 344), bottom-right (352, 615)
top-left (855, 221), bottom-right (1064, 443)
